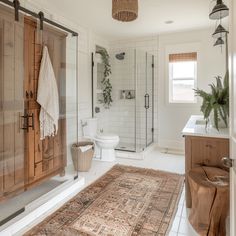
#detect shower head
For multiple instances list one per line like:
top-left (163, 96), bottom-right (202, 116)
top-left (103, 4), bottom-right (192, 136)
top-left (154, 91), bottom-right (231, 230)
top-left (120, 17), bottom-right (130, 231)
top-left (115, 52), bottom-right (125, 60)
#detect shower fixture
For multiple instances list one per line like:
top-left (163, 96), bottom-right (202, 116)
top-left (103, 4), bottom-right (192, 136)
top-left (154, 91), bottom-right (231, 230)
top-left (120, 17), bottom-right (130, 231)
top-left (115, 52), bottom-right (125, 60)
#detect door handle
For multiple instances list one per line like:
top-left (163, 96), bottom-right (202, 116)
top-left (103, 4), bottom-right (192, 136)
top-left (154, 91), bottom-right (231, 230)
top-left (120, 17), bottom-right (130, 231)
top-left (25, 91), bottom-right (29, 99)
top-left (20, 113), bottom-right (34, 132)
top-left (144, 94), bottom-right (149, 109)
top-left (30, 91), bottom-right (34, 99)
top-left (144, 94), bottom-right (147, 109)
top-left (20, 114), bottom-right (29, 131)
top-left (28, 113), bottom-right (35, 130)
top-left (221, 157), bottom-right (233, 168)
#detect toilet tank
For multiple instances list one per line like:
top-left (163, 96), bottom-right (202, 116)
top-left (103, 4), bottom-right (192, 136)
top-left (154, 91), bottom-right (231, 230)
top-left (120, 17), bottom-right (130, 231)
top-left (82, 118), bottom-right (98, 138)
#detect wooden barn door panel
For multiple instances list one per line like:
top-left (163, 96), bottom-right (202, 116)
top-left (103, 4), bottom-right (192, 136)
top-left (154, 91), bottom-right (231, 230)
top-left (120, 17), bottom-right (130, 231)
top-left (24, 17), bottom-right (67, 187)
top-left (13, 22), bottom-right (24, 188)
top-left (43, 31), bottom-right (67, 171)
top-left (24, 18), bottom-right (37, 185)
top-left (0, 10), bottom-right (67, 201)
top-left (0, 9), bottom-right (25, 199)
top-left (3, 19), bottom-right (15, 192)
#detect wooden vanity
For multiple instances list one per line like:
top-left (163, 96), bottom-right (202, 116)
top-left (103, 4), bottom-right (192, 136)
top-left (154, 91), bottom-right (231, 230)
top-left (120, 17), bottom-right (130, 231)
top-left (182, 115), bottom-right (229, 208)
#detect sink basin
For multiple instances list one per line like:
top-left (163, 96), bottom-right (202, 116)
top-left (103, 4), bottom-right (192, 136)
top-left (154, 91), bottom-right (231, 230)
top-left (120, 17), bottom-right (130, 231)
top-left (195, 119), bottom-right (206, 125)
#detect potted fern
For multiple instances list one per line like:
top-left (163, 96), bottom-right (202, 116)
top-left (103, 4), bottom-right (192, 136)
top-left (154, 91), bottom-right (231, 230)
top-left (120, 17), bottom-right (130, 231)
top-left (194, 71), bottom-right (229, 130)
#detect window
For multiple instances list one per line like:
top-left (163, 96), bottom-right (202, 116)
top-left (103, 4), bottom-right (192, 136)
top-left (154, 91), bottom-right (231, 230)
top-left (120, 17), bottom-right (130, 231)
top-left (169, 52), bottom-right (197, 103)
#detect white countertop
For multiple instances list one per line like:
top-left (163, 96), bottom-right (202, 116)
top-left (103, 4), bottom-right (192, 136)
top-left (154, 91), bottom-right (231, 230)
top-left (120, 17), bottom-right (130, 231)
top-left (182, 115), bottom-right (229, 139)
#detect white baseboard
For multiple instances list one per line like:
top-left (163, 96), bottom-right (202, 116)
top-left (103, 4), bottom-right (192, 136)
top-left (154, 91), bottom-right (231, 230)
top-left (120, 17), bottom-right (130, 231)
top-left (158, 147), bottom-right (185, 155)
top-left (158, 139), bottom-right (185, 153)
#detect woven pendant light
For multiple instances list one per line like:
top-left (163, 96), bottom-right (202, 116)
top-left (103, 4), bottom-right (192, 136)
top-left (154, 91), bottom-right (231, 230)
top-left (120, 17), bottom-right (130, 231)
top-left (112, 0), bottom-right (138, 22)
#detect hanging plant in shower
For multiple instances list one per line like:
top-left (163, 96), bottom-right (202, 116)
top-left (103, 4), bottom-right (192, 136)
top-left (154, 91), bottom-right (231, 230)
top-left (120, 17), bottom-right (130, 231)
top-left (96, 49), bottom-right (113, 108)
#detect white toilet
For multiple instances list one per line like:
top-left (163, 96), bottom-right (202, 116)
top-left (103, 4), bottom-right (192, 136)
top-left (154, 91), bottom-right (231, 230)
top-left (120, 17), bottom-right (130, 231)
top-left (82, 118), bottom-right (119, 162)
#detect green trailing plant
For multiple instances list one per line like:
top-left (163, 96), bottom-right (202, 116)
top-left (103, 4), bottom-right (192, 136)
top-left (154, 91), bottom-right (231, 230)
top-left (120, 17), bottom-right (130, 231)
top-left (194, 71), bottom-right (229, 130)
top-left (96, 49), bottom-right (113, 108)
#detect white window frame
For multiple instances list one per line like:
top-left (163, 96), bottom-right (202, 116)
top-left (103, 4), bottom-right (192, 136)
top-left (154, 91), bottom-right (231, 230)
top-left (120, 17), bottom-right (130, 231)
top-left (169, 60), bottom-right (197, 104)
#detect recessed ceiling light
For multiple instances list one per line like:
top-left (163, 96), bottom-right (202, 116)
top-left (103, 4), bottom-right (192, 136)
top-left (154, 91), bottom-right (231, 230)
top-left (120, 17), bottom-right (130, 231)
top-left (165, 20), bottom-right (174, 24)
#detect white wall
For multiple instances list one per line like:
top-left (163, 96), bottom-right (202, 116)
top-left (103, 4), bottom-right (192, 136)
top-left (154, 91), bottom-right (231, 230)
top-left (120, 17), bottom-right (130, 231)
top-left (158, 28), bottom-right (226, 151)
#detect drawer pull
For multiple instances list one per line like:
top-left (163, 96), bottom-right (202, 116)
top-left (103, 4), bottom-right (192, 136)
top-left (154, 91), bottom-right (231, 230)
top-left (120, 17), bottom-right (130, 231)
top-left (206, 144), bottom-right (213, 148)
top-left (221, 157), bottom-right (233, 168)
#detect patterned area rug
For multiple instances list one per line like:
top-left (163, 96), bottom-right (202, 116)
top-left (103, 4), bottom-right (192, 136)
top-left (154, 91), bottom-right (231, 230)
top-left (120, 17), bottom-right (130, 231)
top-left (25, 165), bottom-right (184, 236)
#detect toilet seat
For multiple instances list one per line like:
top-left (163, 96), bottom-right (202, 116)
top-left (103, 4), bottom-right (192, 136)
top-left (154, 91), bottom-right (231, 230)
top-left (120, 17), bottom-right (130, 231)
top-left (96, 134), bottom-right (119, 141)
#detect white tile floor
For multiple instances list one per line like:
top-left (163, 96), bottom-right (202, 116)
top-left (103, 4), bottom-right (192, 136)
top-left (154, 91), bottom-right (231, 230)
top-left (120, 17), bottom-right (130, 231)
top-left (3, 146), bottom-right (199, 236)
top-left (78, 146), bottom-right (199, 236)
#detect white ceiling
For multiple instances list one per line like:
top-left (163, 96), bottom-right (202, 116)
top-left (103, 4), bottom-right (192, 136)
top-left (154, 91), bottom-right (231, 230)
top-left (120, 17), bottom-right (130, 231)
top-left (35, 0), bottom-right (215, 40)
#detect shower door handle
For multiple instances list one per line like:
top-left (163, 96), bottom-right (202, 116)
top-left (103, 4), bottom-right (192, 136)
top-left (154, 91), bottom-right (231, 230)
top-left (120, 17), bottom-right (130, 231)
top-left (147, 94), bottom-right (150, 109)
top-left (144, 94), bottom-right (148, 109)
top-left (144, 94), bottom-right (150, 109)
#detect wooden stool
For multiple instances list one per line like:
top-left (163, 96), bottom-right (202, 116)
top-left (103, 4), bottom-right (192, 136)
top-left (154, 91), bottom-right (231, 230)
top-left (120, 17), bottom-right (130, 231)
top-left (188, 166), bottom-right (229, 236)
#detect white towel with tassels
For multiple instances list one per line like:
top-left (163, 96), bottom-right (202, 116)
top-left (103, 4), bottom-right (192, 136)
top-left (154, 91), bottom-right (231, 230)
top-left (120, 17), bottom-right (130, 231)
top-left (37, 46), bottom-right (59, 140)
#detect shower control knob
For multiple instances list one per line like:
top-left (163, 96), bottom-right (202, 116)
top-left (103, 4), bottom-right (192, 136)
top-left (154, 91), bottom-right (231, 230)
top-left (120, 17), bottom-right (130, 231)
top-left (95, 107), bottom-right (100, 113)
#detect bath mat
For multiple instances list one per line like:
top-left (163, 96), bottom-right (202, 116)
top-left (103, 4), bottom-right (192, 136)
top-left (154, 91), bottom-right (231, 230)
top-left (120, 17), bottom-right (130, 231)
top-left (25, 165), bottom-right (184, 236)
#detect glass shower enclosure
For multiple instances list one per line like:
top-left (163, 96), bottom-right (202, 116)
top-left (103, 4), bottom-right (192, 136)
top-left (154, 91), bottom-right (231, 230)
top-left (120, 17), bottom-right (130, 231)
top-left (93, 48), bottom-right (154, 153)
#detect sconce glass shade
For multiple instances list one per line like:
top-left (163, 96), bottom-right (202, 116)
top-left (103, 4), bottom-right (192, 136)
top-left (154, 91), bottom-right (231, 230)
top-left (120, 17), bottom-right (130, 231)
top-left (209, 0), bottom-right (229, 20)
top-left (214, 37), bottom-right (224, 46)
top-left (212, 24), bottom-right (229, 38)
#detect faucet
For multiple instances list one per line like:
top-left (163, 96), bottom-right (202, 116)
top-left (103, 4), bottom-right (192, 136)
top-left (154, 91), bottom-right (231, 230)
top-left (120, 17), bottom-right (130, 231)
top-left (81, 121), bottom-right (87, 127)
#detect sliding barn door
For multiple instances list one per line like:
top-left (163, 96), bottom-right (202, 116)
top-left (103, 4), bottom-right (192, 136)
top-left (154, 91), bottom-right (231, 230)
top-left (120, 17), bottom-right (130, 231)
top-left (24, 17), bottom-right (67, 187)
top-left (0, 8), bottom-right (25, 199)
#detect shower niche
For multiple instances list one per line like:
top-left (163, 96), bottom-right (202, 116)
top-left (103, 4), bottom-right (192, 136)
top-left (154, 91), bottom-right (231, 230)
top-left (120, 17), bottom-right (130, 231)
top-left (120, 90), bottom-right (135, 100)
top-left (92, 47), bottom-right (154, 153)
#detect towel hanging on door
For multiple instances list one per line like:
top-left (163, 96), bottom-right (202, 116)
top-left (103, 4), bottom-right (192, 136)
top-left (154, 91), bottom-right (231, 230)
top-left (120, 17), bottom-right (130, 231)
top-left (37, 46), bottom-right (59, 140)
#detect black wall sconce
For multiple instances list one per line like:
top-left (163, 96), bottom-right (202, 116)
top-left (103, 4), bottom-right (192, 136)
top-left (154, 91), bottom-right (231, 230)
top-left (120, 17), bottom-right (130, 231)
top-left (209, 0), bottom-right (229, 20)
top-left (212, 24), bottom-right (228, 38)
top-left (209, 0), bottom-right (229, 47)
top-left (212, 24), bottom-right (228, 47)
top-left (213, 37), bottom-right (224, 46)
top-left (209, 0), bottom-right (229, 70)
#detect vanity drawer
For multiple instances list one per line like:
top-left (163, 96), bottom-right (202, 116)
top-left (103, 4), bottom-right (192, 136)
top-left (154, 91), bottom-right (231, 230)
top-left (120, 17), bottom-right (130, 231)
top-left (190, 136), bottom-right (229, 169)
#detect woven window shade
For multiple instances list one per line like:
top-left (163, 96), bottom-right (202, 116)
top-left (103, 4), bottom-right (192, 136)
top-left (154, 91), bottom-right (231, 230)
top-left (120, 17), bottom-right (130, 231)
top-left (112, 0), bottom-right (138, 22)
top-left (169, 52), bottom-right (197, 62)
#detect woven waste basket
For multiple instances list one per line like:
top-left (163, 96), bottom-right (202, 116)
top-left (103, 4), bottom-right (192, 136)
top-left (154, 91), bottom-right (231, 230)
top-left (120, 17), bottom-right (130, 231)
top-left (71, 141), bottom-right (94, 172)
